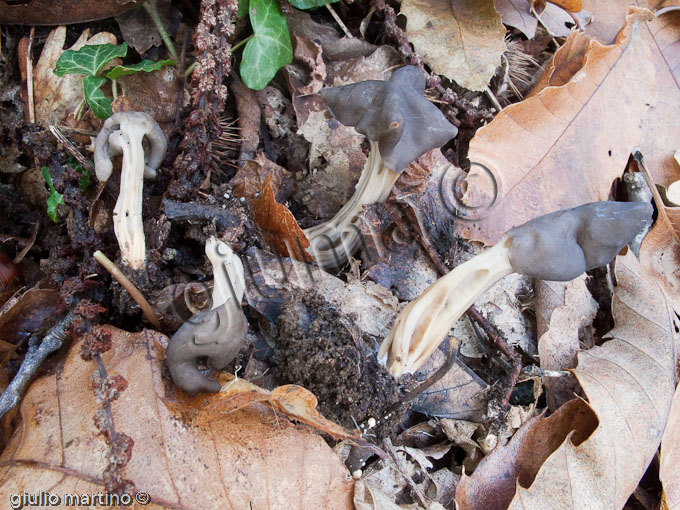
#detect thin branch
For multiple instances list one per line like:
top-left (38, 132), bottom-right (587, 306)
top-left (93, 251), bottom-right (161, 330)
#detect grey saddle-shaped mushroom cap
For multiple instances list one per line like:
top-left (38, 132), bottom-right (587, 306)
top-left (320, 66), bottom-right (458, 173)
top-left (507, 201), bottom-right (653, 281)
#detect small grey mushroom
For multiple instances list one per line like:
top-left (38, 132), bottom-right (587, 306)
top-left (379, 201), bottom-right (653, 376)
top-left (305, 66), bottom-right (458, 268)
top-left (166, 238), bottom-right (248, 396)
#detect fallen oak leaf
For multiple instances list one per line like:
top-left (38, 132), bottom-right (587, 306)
top-left (457, 8), bottom-right (657, 245)
top-left (494, 0), bottom-right (538, 39)
top-left (252, 175), bottom-right (312, 262)
top-left (457, 250), bottom-right (677, 510)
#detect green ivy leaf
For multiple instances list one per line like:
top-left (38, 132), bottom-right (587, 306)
top-left (83, 75), bottom-right (113, 119)
top-left (240, 0), bottom-right (293, 90)
top-left (41, 166), bottom-right (65, 223)
top-left (54, 43), bottom-right (129, 77)
top-left (104, 59), bottom-right (176, 81)
top-left (238, 0), bottom-right (249, 19)
top-left (287, 0), bottom-right (338, 9)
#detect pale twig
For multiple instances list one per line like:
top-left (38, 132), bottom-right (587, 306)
top-left (93, 251), bottom-right (161, 330)
top-left (26, 27), bottom-right (35, 123)
top-left (326, 3), bottom-right (353, 38)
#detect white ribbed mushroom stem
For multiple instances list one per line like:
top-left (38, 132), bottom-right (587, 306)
top-left (304, 141), bottom-right (400, 268)
top-left (205, 237), bottom-right (245, 309)
top-left (378, 236), bottom-right (515, 376)
top-left (109, 130), bottom-right (146, 270)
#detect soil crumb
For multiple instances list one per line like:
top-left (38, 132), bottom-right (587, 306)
top-left (271, 292), bottom-right (412, 437)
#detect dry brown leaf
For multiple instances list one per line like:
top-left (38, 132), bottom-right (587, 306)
top-left (458, 250), bottom-right (677, 509)
top-left (0, 288), bottom-right (62, 345)
top-left (660, 384), bottom-right (680, 510)
top-left (0, 326), bottom-right (354, 509)
top-left (638, 164), bottom-right (680, 316)
top-left (456, 9), bottom-right (656, 244)
top-left (535, 276), bottom-right (597, 411)
top-left (33, 26), bottom-right (117, 126)
top-left (401, 0), bottom-right (507, 91)
top-left (231, 153), bottom-right (293, 203)
top-left (252, 175), bottom-right (312, 262)
top-left (545, 0), bottom-right (582, 12)
top-left (494, 0), bottom-right (538, 38)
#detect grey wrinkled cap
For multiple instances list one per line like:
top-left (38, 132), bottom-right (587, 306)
top-left (320, 66), bottom-right (458, 173)
top-left (507, 201), bottom-right (653, 281)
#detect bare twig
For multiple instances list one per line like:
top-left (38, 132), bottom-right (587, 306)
top-left (143, 0), bottom-right (178, 60)
top-left (93, 251), bottom-right (161, 330)
top-left (13, 222), bottom-right (39, 264)
top-left (26, 27), bottom-right (35, 124)
top-left (326, 3), bottom-right (353, 38)
top-left (0, 312), bottom-right (74, 420)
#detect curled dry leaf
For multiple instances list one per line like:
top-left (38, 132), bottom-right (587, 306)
top-left (544, 0), bottom-right (582, 12)
top-left (252, 175), bottom-right (312, 262)
top-left (401, 0), bottom-right (506, 92)
top-left (457, 9), bottom-right (656, 244)
top-left (165, 374), bottom-right (358, 441)
top-left (660, 384), bottom-right (680, 510)
top-left (33, 26), bottom-right (117, 126)
top-left (535, 276), bottom-right (597, 411)
top-left (457, 251), bottom-right (677, 510)
top-left (535, 3), bottom-right (575, 37)
top-left (0, 326), bottom-right (354, 509)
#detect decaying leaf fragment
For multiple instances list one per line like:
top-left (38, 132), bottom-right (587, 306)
top-left (660, 384), bottom-right (680, 510)
top-left (401, 0), bottom-right (507, 91)
top-left (457, 8), bottom-right (657, 244)
top-left (0, 326), bottom-right (354, 509)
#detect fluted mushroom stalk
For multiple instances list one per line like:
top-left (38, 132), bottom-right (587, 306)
top-left (94, 112), bottom-right (167, 270)
top-left (379, 201), bottom-right (654, 376)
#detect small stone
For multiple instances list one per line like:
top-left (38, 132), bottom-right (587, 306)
top-left (352, 469), bottom-right (362, 480)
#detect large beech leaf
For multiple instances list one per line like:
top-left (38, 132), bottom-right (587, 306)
top-left (456, 9), bottom-right (657, 244)
top-left (0, 327), bottom-right (354, 509)
top-left (401, 0), bottom-right (506, 92)
top-left (456, 251), bottom-right (677, 510)
top-left (240, 0), bottom-right (293, 90)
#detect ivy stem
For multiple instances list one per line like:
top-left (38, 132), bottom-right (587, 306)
top-left (184, 61), bottom-right (196, 80)
top-left (73, 97), bottom-right (86, 120)
top-left (143, 0), bottom-right (178, 60)
top-left (111, 79), bottom-right (118, 100)
top-left (231, 34), bottom-right (254, 52)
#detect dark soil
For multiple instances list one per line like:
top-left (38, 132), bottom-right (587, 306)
top-left (270, 291), bottom-right (414, 438)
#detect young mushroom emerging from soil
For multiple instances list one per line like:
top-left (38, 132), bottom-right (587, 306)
top-left (378, 201), bottom-right (654, 376)
top-left (305, 66), bottom-right (458, 268)
top-left (166, 237), bottom-right (248, 395)
top-left (94, 111), bottom-right (167, 270)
